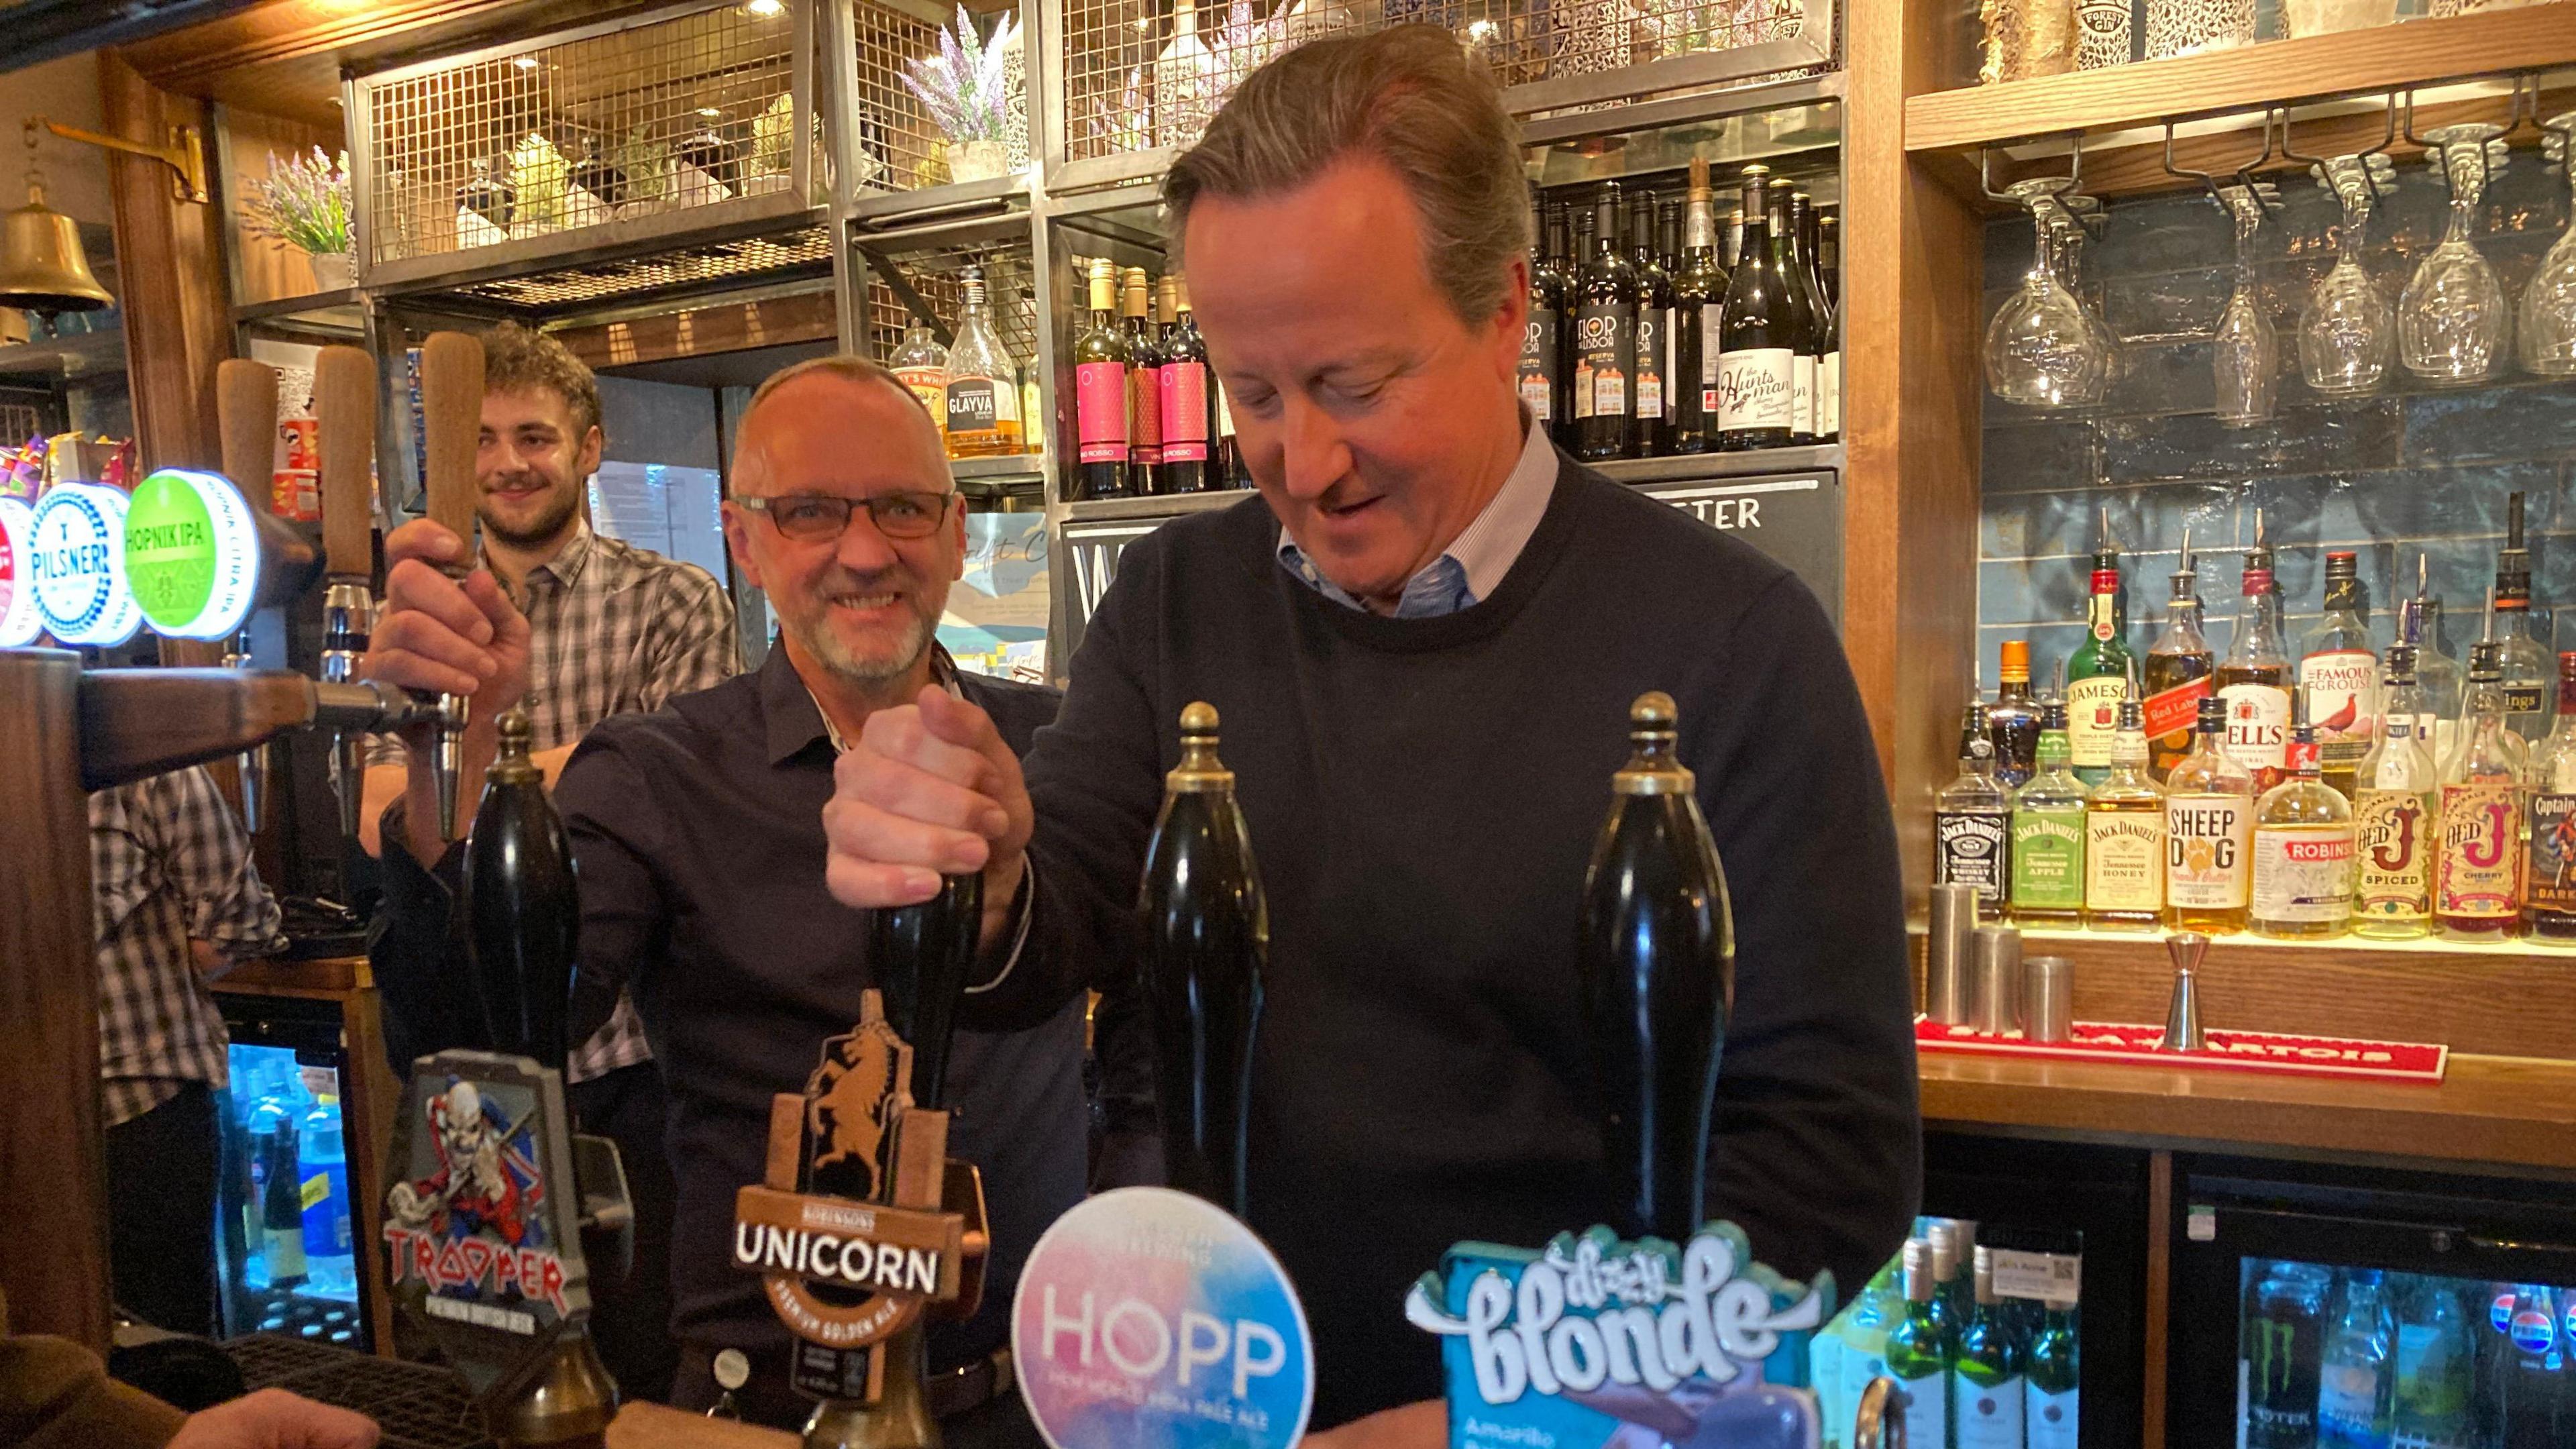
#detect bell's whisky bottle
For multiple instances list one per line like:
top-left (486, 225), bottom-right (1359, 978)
top-left (1137, 702), bottom-right (1268, 1216)
top-left (1576, 692), bottom-right (1733, 1244)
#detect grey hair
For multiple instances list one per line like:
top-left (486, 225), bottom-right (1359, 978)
top-left (1163, 23), bottom-right (1531, 327)
top-left (740, 353), bottom-right (924, 427)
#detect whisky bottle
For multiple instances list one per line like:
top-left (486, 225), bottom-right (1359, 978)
top-left (2086, 695), bottom-right (2165, 931)
top-left (2164, 696), bottom-right (2257, 934)
top-left (1137, 703), bottom-right (1267, 1215)
top-left (2435, 640), bottom-right (2528, 942)
top-left (2145, 535), bottom-right (2214, 782)
top-left (1071, 258), bottom-right (1132, 501)
top-left (2250, 710), bottom-right (2355, 941)
top-left (1120, 268), bottom-right (1165, 492)
top-left (2064, 527), bottom-right (2133, 787)
top-left (2398, 553), bottom-right (2464, 768)
top-left (2524, 652), bottom-right (2576, 939)
top-left (889, 319), bottom-right (949, 443)
top-left (2010, 694), bottom-right (2088, 928)
top-left (2216, 517), bottom-right (2293, 792)
top-left (2351, 645), bottom-right (2436, 941)
top-left (1987, 641), bottom-right (2043, 788)
top-left (1936, 700), bottom-right (2013, 921)
top-left (463, 707), bottom-right (577, 1068)
top-left (2297, 550), bottom-right (2379, 800)
top-left (1577, 692), bottom-right (1732, 1243)
top-left (2492, 491), bottom-right (2555, 741)
top-left (1953, 1247), bottom-right (2027, 1449)
top-left (942, 266), bottom-right (1024, 460)
top-left (1575, 182), bottom-right (1640, 462)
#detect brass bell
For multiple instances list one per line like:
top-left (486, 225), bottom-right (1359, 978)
top-left (0, 177), bottom-right (111, 314)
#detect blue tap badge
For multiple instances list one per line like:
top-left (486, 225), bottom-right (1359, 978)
top-left (1404, 1221), bottom-right (1829, 1449)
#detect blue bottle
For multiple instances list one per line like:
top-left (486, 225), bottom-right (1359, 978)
top-left (297, 1092), bottom-right (355, 1301)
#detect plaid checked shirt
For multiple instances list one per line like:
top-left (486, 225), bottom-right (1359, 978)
top-left (92, 765), bottom-right (288, 1128)
top-left (375, 519), bottom-right (741, 1081)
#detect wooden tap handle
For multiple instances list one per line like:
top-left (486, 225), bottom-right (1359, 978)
top-left (215, 358), bottom-right (278, 513)
top-left (313, 345), bottom-right (378, 581)
top-left (418, 331), bottom-right (484, 563)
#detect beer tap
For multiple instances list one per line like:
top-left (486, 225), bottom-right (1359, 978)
top-left (313, 344), bottom-right (382, 845)
top-left (415, 331), bottom-right (484, 840)
top-left (215, 359), bottom-right (278, 833)
top-left (1576, 692), bottom-right (1734, 1244)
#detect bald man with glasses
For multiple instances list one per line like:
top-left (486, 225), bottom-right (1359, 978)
top-left (362, 357), bottom-right (1126, 1440)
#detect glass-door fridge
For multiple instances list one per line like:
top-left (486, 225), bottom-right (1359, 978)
top-left (2170, 1154), bottom-right (2576, 1448)
top-left (215, 994), bottom-right (371, 1350)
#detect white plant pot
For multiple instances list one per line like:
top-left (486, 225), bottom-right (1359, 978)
top-left (947, 139), bottom-right (1008, 184)
top-left (309, 252), bottom-right (357, 291)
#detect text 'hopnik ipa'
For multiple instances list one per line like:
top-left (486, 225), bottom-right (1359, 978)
top-left (1137, 702), bottom-right (1268, 1218)
top-left (1577, 692), bottom-right (1735, 1244)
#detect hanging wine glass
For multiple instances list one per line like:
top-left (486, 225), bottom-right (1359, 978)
top-left (2401, 124), bottom-right (2511, 384)
top-left (1986, 180), bottom-right (2110, 408)
top-left (2213, 183), bottom-right (2278, 427)
top-left (2299, 155), bottom-right (2395, 395)
top-left (2059, 193), bottom-right (2123, 380)
top-left (2518, 110), bottom-right (2576, 378)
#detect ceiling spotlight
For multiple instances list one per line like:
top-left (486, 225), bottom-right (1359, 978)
top-left (1464, 18), bottom-right (1497, 41)
top-left (697, 106), bottom-right (722, 118)
top-left (513, 55), bottom-right (540, 70)
top-left (746, 0), bottom-right (786, 15)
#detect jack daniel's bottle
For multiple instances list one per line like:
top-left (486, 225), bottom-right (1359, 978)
top-left (1137, 703), bottom-right (1267, 1216)
top-left (1576, 692), bottom-right (1733, 1243)
top-left (1935, 700), bottom-right (2012, 920)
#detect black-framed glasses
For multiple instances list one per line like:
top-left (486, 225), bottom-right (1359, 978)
top-left (737, 490), bottom-right (958, 542)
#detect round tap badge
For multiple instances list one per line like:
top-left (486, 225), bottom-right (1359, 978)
top-left (124, 468), bottom-right (259, 640)
top-left (30, 484), bottom-right (141, 647)
top-left (0, 497), bottom-right (38, 647)
top-left (1013, 1187), bottom-right (1313, 1449)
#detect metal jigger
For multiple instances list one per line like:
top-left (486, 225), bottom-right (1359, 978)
top-left (415, 332), bottom-right (486, 839)
top-left (311, 344), bottom-right (382, 845)
top-left (2158, 931), bottom-right (2209, 1052)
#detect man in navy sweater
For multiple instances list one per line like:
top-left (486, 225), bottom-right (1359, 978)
top-left (820, 25), bottom-right (1919, 1438)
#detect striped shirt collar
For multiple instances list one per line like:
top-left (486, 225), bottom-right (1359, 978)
top-left (1276, 409), bottom-right (1558, 619)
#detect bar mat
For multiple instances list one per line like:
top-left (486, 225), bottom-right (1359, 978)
top-left (1915, 1016), bottom-right (2449, 1084)
top-left (223, 1334), bottom-right (490, 1449)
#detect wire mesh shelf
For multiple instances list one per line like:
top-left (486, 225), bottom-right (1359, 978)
top-left (857, 238), bottom-right (1042, 365)
top-left (1056, 0), bottom-right (1831, 164)
top-left (354, 1), bottom-right (815, 276)
top-left (846, 1), bottom-right (1032, 195)
top-left (441, 224), bottom-right (839, 312)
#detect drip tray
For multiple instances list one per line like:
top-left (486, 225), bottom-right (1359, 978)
top-left (223, 1334), bottom-right (488, 1449)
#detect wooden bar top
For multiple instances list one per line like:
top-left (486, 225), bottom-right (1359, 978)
top-left (1923, 1051), bottom-right (2576, 1173)
top-left (209, 954), bottom-right (371, 996)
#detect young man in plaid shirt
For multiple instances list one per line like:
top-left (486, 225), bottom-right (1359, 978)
top-left (359, 324), bottom-right (739, 1398)
top-left (91, 763), bottom-right (287, 1337)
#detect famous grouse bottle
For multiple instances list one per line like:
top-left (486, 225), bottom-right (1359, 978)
top-left (1576, 692), bottom-right (1733, 1243)
top-left (1137, 703), bottom-right (1267, 1216)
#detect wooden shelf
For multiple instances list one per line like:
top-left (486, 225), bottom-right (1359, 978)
top-left (1905, 7), bottom-right (2576, 154)
top-left (0, 329), bottom-right (125, 382)
top-left (1923, 1051), bottom-right (2576, 1174)
top-left (1921, 924), bottom-right (2576, 1061)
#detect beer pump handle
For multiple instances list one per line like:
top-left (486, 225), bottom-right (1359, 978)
top-left (216, 360), bottom-right (277, 501)
top-left (417, 331), bottom-right (485, 840)
top-left (313, 345), bottom-right (382, 844)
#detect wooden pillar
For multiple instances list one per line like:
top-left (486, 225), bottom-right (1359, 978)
top-left (0, 651), bottom-right (111, 1353)
top-left (97, 46), bottom-right (234, 479)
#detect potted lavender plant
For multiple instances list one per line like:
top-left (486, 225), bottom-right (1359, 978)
top-left (902, 7), bottom-right (1021, 184)
top-left (241, 148), bottom-right (356, 290)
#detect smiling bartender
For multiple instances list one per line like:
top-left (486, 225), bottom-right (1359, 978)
top-left (820, 23), bottom-right (1920, 1439)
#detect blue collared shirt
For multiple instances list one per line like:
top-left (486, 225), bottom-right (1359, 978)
top-left (1277, 411), bottom-right (1559, 618)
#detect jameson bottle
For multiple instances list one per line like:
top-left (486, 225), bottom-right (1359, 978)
top-left (1577, 692), bottom-right (1731, 1242)
top-left (2492, 491), bottom-right (2555, 740)
top-left (1772, 187), bottom-right (1817, 446)
top-left (2145, 536), bottom-right (2214, 782)
top-left (1953, 1248), bottom-right (2025, 1449)
top-left (1987, 640), bottom-right (2043, 788)
top-left (2437, 641), bottom-right (2528, 941)
top-left (1523, 193), bottom-right (1569, 441)
top-left (1136, 703), bottom-right (1267, 1215)
top-left (2025, 1288), bottom-right (2080, 1449)
top-left (1937, 700), bottom-right (2012, 921)
top-left (1121, 268), bottom-right (1165, 492)
top-left (464, 709), bottom-right (578, 1067)
top-left (2010, 694), bottom-right (2087, 927)
top-left (1670, 160), bottom-right (1723, 455)
top-left (2299, 550), bottom-right (2381, 798)
top-left (1071, 258), bottom-right (1132, 501)
top-left (1158, 274), bottom-right (1214, 494)
top-left (1715, 167), bottom-right (1795, 451)
top-left (2351, 646), bottom-right (2436, 940)
top-left (1887, 1239), bottom-right (1953, 1449)
top-left (2217, 521), bottom-right (2294, 791)
top-left (2526, 652), bottom-right (2576, 938)
top-left (2086, 695), bottom-right (2165, 930)
top-left (1574, 183), bottom-right (1640, 462)
top-left (1628, 189), bottom-right (1673, 457)
top-left (2249, 712), bottom-right (2356, 941)
top-left (2165, 696), bottom-right (2257, 934)
top-left (2065, 530), bottom-right (2133, 786)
